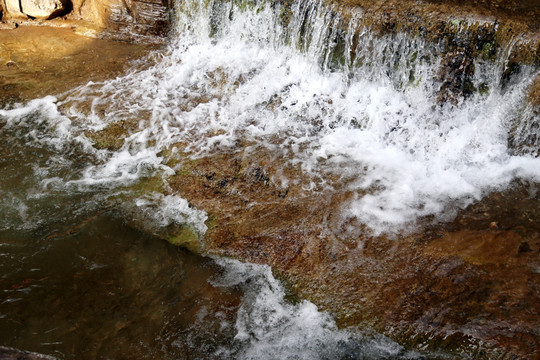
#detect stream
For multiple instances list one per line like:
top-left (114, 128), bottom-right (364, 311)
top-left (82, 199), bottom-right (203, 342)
top-left (1, 0), bottom-right (538, 358)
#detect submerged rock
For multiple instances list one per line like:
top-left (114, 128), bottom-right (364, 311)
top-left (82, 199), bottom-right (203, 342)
top-left (160, 151), bottom-right (540, 359)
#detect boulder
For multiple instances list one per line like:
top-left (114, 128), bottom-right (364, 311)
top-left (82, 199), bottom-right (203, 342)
top-left (3, 0), bottom-right (24, 17)
top-left (20, 0), bottom-right (68, 19)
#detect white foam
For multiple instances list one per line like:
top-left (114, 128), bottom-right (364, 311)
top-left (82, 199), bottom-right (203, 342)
top-left (134, 193), bottom-right (208, 235)
top-left (0, 96), bottom-right (73, 151)
top-left (211, 257), bottom-right (417, 359)
top-left (3, 0), bottom-right (538, 235)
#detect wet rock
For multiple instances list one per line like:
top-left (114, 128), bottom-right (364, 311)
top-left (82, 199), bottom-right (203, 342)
top-left (0, 346), bottom-right (57, 360)
top-left (518, 241), bottom-right (531, 253)
top-left (5, 60), bottom-right (17, 68)
top-left (151, 149), bottom-right (540, 359)
top-left (334, 0), bottom-right (539, 106)
top-left (103, 0), bottom-right (170, 42)
top-left (436, 48), bottom-right (476, 104)
top-left (1, 0), bottom-right (539, 358)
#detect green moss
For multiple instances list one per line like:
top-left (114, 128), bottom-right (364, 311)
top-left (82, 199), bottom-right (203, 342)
top-left (410, 51), bottom-right (418, 63)
top-left (272, 270), bottom-right (302, 305)
top-left (480, 42), bottom-right (493, 59)
top-left (167, 226), bottom-right (203, 253)
top-left (205, 214), bottom-right (219, 231)
top-left (85, 123), bottom-right (128, 151)
top-left (278, 0), bottom-right (294, 27)
top-left (478, 83), bottom-right (489, 96)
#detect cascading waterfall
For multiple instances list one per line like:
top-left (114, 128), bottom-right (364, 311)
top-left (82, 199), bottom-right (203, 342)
top-left (50, 0), bottom-right (539, 234)
top-left (0, 0), bottom-right (539, 357)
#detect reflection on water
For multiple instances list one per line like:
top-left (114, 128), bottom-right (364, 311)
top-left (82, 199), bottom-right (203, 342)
top-left (0, 214), bottom-right (243, 359)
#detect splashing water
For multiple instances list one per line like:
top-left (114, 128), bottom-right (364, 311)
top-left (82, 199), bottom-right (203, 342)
top-left (210, 258), bottom-right (423, 359)
top-left (0, 0), bottom-right (539, 357)
top-left (33, 0), bottom-right (536, 234)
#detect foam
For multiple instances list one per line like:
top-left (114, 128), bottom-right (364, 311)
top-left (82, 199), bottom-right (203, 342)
top-left (134, 193), bottom-right (208, 235)
top-left (211, 257), bottom-right (420, 359)
top-left (61, 0), bottom-right (539, 234)
top-left (3, 0), bottom-right (539, 236)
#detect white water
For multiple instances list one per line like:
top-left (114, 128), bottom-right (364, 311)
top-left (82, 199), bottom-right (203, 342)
top-left (3, 0), bottom-right (538, 234)
top-left (39, 0), bottom-right (535, 235)
top-left (0, 0), bottom-right (538, 357)
top-left (210, 258), bottom-right (421, 359)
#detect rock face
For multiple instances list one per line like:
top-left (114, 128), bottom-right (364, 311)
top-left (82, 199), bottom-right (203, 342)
top-left (0, 0), bottom-right (170, 43)
top-left (3, 0), bottom-right (24, 16)
top-left (154, 151), bottom-right (539, 359)
top-left (101, 0), bottom-right (170, 41)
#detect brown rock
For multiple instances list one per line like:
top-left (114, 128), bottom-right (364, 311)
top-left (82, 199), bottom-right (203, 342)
top-left (147, 148), bottom-right (540, 359)
top-left (64, 0), bottom-right (169, 42)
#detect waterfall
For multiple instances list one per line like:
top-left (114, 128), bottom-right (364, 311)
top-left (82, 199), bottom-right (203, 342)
top-left (1, 0), bottom-right (538, 358)
top-left (37, 0), bottom-right (537, 234)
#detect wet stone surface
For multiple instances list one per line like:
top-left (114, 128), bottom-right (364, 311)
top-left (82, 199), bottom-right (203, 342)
top-left (0, 0), bottom-right (539, 358)
top-left (163, 150), bottom-right (540, 359)
top-left (0, 26), bottom-right (157, 103)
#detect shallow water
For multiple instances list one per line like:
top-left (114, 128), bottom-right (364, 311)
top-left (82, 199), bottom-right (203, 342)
top-left (0, 211), bottom-right (419, 360)
top-left (0, 214), bottom-right (243, 359)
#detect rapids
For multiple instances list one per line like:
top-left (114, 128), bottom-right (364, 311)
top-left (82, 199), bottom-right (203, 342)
top-left (0, 0), bottom-right (539, 358)
top-left (59, 0), bottom-right (540, 234)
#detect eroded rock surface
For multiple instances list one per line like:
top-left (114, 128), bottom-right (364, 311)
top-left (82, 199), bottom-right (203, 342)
top-left (158, 151), bottom-right (539, 359)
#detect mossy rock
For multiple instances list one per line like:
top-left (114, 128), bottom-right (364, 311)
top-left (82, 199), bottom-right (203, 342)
top-left (167, 226), bottom-right (203, 253)
top-left (85, 120), bottom-right (139, 151)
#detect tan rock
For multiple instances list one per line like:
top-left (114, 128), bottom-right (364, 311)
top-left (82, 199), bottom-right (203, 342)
top-left (20, 0), bottom-right (68, 19)
top-left (3, 0), bottom-right (24, 17)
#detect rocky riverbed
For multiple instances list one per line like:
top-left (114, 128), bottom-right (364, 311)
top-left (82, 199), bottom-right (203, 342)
top-left (1, 0), bottom-right (539, 358)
